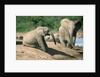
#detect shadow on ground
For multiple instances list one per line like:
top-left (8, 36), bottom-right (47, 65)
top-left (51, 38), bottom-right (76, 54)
top-left (47, 48), bottom-right (75, 58)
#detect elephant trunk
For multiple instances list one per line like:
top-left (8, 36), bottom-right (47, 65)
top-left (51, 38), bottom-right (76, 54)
top-left (45, 32), bottom-right (57, 45)
top-left (50, 33), bottom-right (56, 45)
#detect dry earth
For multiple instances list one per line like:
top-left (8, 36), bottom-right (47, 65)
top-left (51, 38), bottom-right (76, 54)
top-left (16, 33), bottom-right (83, 60)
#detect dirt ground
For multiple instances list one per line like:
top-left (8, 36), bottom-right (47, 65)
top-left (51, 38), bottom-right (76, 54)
top-left (16, 33), bottom-right (83, 60)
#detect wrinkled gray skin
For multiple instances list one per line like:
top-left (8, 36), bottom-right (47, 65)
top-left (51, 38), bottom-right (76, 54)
top-left (59, 19), bottom-right (82, 49)
top-left (23, 27), bottom-right (51, 52)
top-left (45, 33), bottom-right (60, 43)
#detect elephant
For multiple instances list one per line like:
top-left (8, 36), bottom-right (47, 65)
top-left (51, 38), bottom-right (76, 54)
top-left (23, 27), bottom-right (56, 52)
top-left (45, 32), bottom-right (60, 43)
top-left (59, 18), bottom-right (82, 48)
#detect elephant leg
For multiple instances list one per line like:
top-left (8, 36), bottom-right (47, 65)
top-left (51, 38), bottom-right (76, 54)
top-left (67, 41), bottom-right (73, 49)
top-left (64, 33), bottom-right (70, 48)
top-left (66, 36), bottom-right (73, 49)
top-left (37, 36), bottom-right (48, 52)
top-left (59, 38), bottom-right (66, 46)
top-left (67, 43), bottom-right (73, 49)
top-left (73, 31), bottom-right (77, 46)
top-left (66, 35), bottom-right (74, 48)
top-left (23, 42), bottom-right (39, 48)
top-left (67, 28), bottom-right (75, 49)
top-left (73, 36), bottom-right (76, 46)
top-left (56, 38), bottom-right (60, 43)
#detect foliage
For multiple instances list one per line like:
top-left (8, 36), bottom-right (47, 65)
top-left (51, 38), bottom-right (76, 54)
top-left (16, 16), bottom-right (83, 33)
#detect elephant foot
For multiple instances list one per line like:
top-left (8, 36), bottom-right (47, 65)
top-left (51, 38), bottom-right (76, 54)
top-left (67, 44), bottom-right (73, 49)
top-left (73, 46), bottom-right (81, 50)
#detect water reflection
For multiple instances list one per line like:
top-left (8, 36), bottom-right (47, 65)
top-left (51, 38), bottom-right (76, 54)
top-left (75, 37), bottom-right (83, 46)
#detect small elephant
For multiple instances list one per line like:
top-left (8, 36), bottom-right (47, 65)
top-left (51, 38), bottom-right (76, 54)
top-left (23, 27), bottom-right (56, 52)
top-left (45, 32), bottom-right (60, 43)
top-left (59, 18), bottom-right (82, 48)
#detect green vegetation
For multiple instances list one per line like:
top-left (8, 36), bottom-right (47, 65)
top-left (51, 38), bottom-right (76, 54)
top-left (16, 16), bottom-right (83, 33)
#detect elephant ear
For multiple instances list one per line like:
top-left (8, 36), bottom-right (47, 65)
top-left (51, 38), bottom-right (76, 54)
top-left (38, 29), bottom-right (45, 36)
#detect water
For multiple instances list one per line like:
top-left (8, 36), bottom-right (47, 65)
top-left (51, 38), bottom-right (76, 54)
top-left (75, 37), bottom-right (83, 46)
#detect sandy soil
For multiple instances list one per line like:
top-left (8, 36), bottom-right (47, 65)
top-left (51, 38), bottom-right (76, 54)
top-left (16, 33), bottom-right (83, 60)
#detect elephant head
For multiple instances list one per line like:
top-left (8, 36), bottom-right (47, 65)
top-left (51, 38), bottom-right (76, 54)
top-left (37, 27), bottom-right (56, 45)
top-left (36, 27), bottom-right (49, 36)
top-left (43, 27), bottom-right (50, 36)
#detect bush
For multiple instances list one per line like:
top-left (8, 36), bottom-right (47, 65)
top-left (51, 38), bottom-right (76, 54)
top-left (16, 16), bottom-right (83, 33)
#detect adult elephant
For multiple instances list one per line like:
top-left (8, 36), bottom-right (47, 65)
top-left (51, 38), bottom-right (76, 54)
top-left (59, 18), bottom-right (82, 48)
top-left (23, 27), bottom-right (56, 52)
